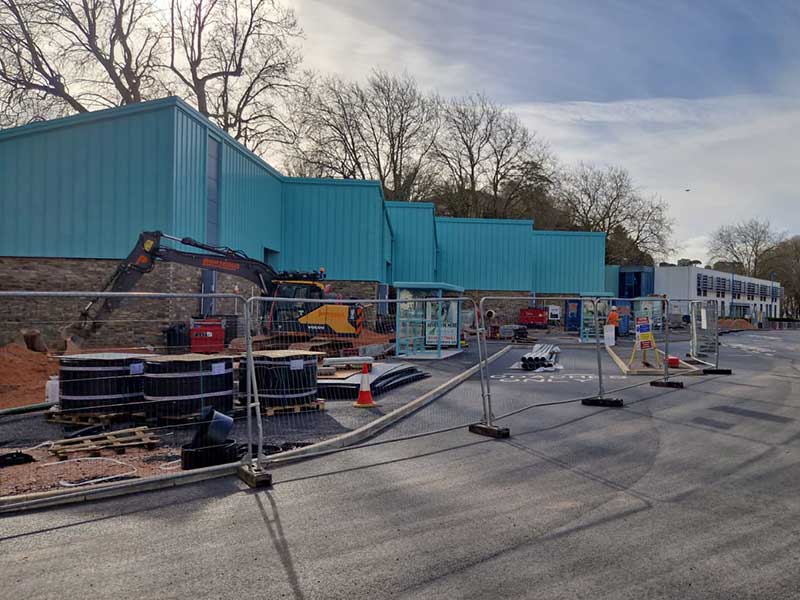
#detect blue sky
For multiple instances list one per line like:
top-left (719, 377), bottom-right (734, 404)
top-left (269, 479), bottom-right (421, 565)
top-left (287, 0), bottom-right (800, 262)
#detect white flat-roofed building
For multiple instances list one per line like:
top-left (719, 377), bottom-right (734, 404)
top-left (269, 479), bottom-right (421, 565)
top-left (655, 265), bottom-right (782, 319)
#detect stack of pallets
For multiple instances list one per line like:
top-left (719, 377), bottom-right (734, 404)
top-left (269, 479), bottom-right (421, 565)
top-left (48, 427), bottom-right (159, 459)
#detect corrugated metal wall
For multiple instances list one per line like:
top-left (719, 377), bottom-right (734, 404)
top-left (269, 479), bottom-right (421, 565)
top-left (385, 202), bottom-right (437, 282)
top-left (436, 217), bottom-right (534, 290)
top-left (171, 108), bottom-right (207, 243)
top-left (0, 96), bottom-right (609, 291)
top-left (0, 101), bottom-right (175, 258)
top-left (605, 265), bottom-right (621, 296)
top-left (530, 231), bottom-right (606, 294)
top-left (218, 139), bottom-right (283, 259)
top-left (277, 179), bottom-right (386, 280)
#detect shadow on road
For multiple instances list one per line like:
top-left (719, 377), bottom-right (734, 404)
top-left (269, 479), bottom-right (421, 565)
top-left (254, 491), bottom-right (306, 600)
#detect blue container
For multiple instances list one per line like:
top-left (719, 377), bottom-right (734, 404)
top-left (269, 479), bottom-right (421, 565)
top-left (565, 299), bottom-right (582, 332)
top-left (616, 300), bottom-right (633, 336)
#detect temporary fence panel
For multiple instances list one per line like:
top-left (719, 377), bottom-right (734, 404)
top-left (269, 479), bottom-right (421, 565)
top-left (475, 295), bottom-right (611, 422)
top-left (689, 300), bottom-right (720, 368)
top-left (0, 291), bottom-right (251, 497)
top-left (241, 296), bottom-right (489, 468)
top-left (1, 288), bottom-right (714, 502)
top-left (599, 297), bottom-right (676, 390)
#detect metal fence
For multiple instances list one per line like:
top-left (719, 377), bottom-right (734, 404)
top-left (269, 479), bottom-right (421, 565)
top-left (1, 288), bottom-right (717, 500)
top-left (0, 291), bottom-right (250, 495)
top-left (242, 296), bottom-right (490, 470)
top-left (597, 296), bottom-right (683, 389)
top-left (689, 300), bottom-right (720, 367)
top-left (473, 295), bottom-right (621, 419)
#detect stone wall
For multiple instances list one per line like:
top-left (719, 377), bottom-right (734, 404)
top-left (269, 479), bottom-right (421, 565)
top-left (463, 290), bottom-right (576, 329)
top-left (0, 258), bottom-right (381, 348)
top-left (328, 280), bottom-right (379, 300)
top-left (0, 257), bottom-right (211, 349)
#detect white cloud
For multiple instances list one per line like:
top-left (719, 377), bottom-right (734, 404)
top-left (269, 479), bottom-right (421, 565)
top-left (283, 1), bottom-right (800, 266)
top-left (287, 0), bottom-right (477, 94)
top-left (514, 95), bottom-right (800, 263)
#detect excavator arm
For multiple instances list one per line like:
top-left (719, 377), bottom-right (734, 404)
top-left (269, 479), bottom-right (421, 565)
top-left (65, 231), bottom-right (318, 342)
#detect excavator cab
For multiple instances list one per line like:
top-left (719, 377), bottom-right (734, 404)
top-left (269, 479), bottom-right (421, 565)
top-left (267, 280), bottom-right (362, 337)
top-left (270, 281), bottom-right (325, 332)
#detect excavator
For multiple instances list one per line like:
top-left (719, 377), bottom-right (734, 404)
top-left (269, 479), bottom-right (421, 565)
top-left (64, 231), bottom-right (363, 344)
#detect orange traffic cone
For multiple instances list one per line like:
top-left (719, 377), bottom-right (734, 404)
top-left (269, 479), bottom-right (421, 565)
top-left (353, 363), bottom-right (376, 408)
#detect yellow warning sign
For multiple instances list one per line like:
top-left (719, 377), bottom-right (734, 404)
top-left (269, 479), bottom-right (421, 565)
top-left (629, 316), bottom-right (660, 367)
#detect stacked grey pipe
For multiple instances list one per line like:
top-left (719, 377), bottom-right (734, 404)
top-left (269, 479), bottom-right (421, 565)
top-left (521, 343), bottom-right (561, 371)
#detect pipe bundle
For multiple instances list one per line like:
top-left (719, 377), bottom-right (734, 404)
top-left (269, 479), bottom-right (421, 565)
top-left (521, 344), bottom-right (560, 371)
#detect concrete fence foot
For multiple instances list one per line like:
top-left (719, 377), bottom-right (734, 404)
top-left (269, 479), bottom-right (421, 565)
top-left (469, 423), bottom-right (510, 438)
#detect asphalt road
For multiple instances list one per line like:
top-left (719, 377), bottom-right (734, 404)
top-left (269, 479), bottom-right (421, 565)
top-left (3, 330), bottom-right (800, 599)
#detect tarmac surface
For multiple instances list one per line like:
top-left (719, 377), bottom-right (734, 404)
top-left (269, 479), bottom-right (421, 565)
top-left (3, 330), bottom-right (800, 599)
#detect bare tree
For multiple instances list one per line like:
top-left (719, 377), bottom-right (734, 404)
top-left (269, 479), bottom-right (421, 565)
top-left (46, 0), bottom-right (163, 106)
top-left (287, 74), bottom-right (367, 179)
top-left (168, 0), bottom-right (302, 152)
top-left (0, 0), bottom-right (88, 120)
top-left (432, 94), bottom-right (498, 217)
top-left (355, 70), bottom-right (439, 200)
top-left (0, 0), bottom-right (163, 124)
top-left (707, 219), bottom-right (783, 277)
top-left (288, 70), bottom-right (440, 200)
top-left (1, 0), bottom-right (303, 153)
top-left (555, 163), bottom-right (673, 262)
top-left (760, 236), bottom-right (800, 317)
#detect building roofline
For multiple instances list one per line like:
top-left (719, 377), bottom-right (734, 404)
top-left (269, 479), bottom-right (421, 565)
top-left (435, 216), bottom-right (534, 227)
top-left (532, 230), bottom-right (606, 238)
top-left (0, 96), bottom-right (181, 142)
top-left (385, 201), bottom-right (437, 210)
top-left (0, 95), bottom-right (394, 189)
top-left (170, 97), bottom-right (287, 179)
top-left (284, 176), bottom-right (384, 189)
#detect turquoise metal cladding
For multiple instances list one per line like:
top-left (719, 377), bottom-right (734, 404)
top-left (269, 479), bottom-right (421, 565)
top-left (0, 96), bottom-right (607, 291)
top-left (435, 217), bottom-right (534, 290)
top-left (0, 100), bottom-right (175, 258)
top-left (385, 202), bottom-right (437, 283)
top-left (605, 265), bottom-right (621, 296)
top-left (171, 107), bottom-right (207, 244)
top-left (172, 104), bottom-right (285, 259)
top-left (276, 178), bottom-right (387, 281)
top-left (218, 138), bottom-right (283, 259)
top-left (530, 231), bottom-right (607, 294)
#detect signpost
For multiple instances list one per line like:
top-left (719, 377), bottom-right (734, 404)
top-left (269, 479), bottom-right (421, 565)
top-left (629, 315), bottom-right (661, 367)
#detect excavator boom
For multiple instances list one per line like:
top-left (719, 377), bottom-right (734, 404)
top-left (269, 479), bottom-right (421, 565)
top-left (65, 231), bottom-right (322, 343)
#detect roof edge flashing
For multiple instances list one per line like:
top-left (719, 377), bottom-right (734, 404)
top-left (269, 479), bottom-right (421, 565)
top-left (436, 216), bottom-right (534, 227)
top-left (0, 96), bottom-right (181, 143)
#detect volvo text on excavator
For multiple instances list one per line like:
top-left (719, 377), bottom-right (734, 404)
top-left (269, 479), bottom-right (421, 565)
top-left (64, 231), bottom-right (363, 344)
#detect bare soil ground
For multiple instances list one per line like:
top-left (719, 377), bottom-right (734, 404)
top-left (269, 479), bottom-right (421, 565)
top-left (0, 343), bottom-right (59, 410)
top-left (0, 445), bottom-right (180, 497)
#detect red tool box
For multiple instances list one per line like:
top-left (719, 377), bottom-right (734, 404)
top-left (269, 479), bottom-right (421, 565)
top-left (190, 318), bottom-right (226, 353)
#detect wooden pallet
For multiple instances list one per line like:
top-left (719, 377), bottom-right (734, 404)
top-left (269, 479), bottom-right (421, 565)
top-left (49, 426), bottom-right (159, 459)
top-left (155, 407), bottom-right (245, 424)
top-left (263, 400), bottom-right (325, 417)
top-left (46, 411), bottom-right (128, 427)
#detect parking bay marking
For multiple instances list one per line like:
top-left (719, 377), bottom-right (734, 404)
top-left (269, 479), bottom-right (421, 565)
top-left (492, 373), bottom-right (629, 384)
